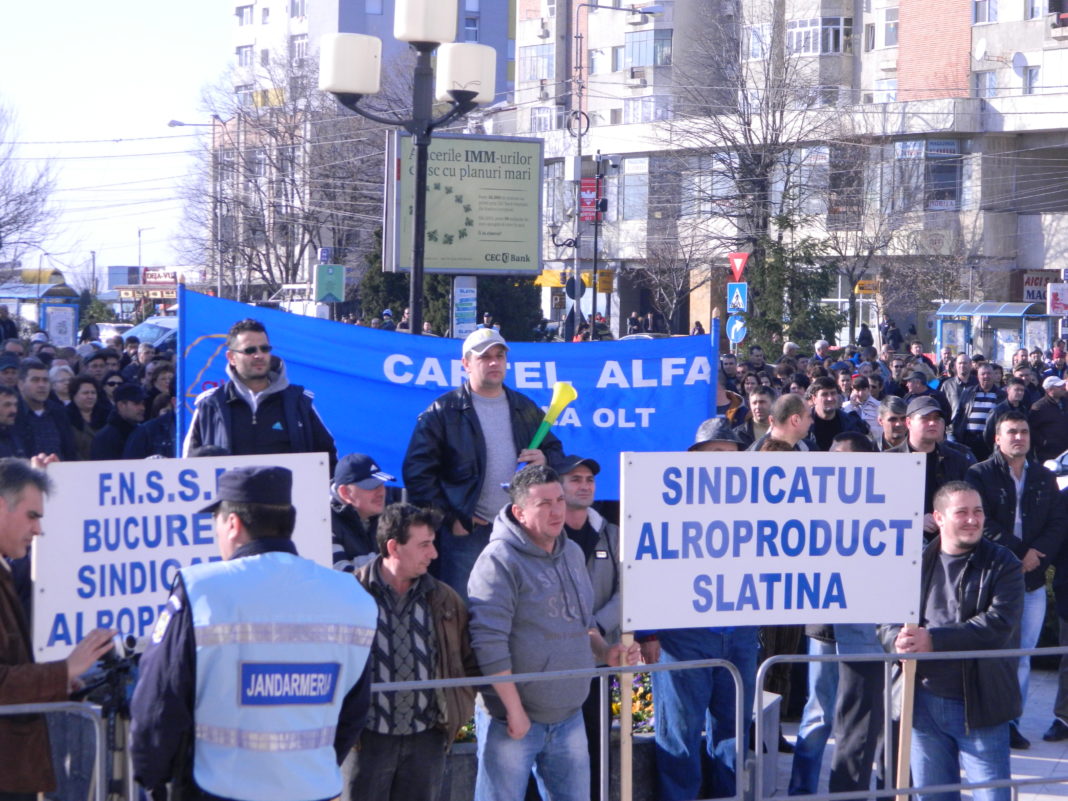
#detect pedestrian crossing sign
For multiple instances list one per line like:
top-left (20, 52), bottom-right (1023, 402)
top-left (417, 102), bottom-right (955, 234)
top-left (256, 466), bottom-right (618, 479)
top-left (727, 282), bottom-right (748, 314)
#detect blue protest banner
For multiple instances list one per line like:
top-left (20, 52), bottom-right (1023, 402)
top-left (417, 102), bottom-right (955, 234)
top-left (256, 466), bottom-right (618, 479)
top-left (177, 288), bottom-right (718, 497)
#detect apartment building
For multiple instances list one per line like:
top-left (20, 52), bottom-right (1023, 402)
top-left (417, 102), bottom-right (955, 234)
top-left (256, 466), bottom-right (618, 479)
top-left (508, 0), bottom-right (1068, 352)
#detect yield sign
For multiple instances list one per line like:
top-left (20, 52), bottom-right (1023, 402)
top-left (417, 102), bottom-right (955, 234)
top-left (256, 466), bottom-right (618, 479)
top-left (728, 252), bottom-right (750, 282)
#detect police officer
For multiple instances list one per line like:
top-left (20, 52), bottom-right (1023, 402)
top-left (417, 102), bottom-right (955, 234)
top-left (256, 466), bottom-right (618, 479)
top-left (130, 466), bottom-right (378, 801)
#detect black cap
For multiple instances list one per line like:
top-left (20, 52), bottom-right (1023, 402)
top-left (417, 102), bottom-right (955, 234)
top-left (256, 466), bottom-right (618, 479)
top-left (0, 354), bottom-right (18, 372)
top-left (334, 453), bottom-right (394, 490)
top-left (199, 466), bottom-right (293, 514)
top-left (554, 454), bottom-right (601, 476)
top-left (113, 383), bottom-right (146, 403)
top-left (906, 396), bottom-right (944, 418)
top-left (906, 371), bottom-right (929, 383)
top-left (689, 417), bottom-right (743, 450)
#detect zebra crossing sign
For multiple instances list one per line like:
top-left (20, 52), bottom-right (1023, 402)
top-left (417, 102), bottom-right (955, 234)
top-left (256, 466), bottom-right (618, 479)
top-left (727, 282), bottom-right (748, 314)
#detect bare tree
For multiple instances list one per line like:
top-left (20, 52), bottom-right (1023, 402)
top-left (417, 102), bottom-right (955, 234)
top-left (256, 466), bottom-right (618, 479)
top-left (627, 225), bottom-right (715, 334)
top-left (654, 0), bottom-right (850, 347)
top-left (177, 48), bottom-right (398, 297)
top-left (0, 106), bottom-right (55, 265)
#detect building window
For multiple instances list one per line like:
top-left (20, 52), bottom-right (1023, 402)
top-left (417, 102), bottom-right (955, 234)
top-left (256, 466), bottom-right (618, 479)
top-left (466, 0), bottom-right (480, 9)
top-left (518, 44), bottom-right (554, 81)
top-left (544, 161), bottom-right (564, 222)
top-left (623, 95), bottom-right (671, 124)
top-left (1025, 0), bottom-right (1044, 18)
top-left (744, 24), bottom-right (771, 60)
top-left (622, 157), bottom-right (648, 220)
top-left (235, 84), bottom-right (254, 106)
top-left (546, 0), bottom-right (556, 16)
top-left (290, 0), bottom-right (306, 17)
top-left (893, 140), bottom-right (962, 212)
top-left (883, 8), bottom-right (899, 46)
top-left (610, 108), bottom-right (623, 125)
top-left (1024, 65), bottom-right (1039, 94)
top-left (530, 107), bottom-right (557, 133)
top-left (465, 16), bottom-right (479, 41)
top-left (864, 23), bottom-right (875, 51)
top-left (290, 34), bottom-right (308, 65)
top-left (681, 154), bottom-right (736, 216)
top-left (625, 29), bottom-right (673, 68)
top-left (261, 7), bottom-right (270, 23)
top-left (822, 18), bottom-right (852, 52)
top-left (261, 48), bottom-right (270, 67)
top-left (974, 70), bottom-right (997, 97)
top-left (874, 78), bottom-right (897, 102)
top-left (236, 45), bottom-right (254, 67)
top-left (974, 0), bottom-right (997, 22)
top-left (612, 45), bottom-right (625, 71)
top-left (786, 18), bottom-right (820, 53)
top-left (787, 18), bottom-right (852, 54)
top-left (236, 5), bottom-right (253, 25)
top-left (366, 0), bottom-right (384, 13)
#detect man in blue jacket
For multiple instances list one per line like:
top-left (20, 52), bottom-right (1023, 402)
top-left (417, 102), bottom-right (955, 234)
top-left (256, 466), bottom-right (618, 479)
top-left (130, 465), bottom-right (376, 801)
top-left (182, 319), bottom-right (337, 472)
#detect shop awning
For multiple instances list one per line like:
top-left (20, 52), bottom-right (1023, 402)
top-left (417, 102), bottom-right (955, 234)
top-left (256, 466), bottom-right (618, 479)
top-left (935, 301), bottom-right (1043, 317)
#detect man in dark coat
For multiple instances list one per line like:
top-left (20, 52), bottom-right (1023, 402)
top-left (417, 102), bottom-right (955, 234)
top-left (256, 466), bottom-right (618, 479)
top-left (0, 459), bottom-right (113, 798)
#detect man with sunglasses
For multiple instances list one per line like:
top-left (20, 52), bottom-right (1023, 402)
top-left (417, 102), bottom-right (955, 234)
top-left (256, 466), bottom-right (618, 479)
top-left (183, 318), bottom-right (337, 472)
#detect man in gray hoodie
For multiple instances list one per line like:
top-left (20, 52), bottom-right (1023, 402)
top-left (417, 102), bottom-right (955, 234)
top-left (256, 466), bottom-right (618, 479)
top-left (467, 464), bottom-right (637, 801)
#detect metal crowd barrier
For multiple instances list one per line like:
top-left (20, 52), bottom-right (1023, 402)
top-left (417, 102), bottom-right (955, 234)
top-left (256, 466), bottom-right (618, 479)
top-left (0, 700), bottom-right (107, 801)
top-left (373, 656), bottom-right (746, 801)
top-left (756, 644), bottom-right (1068, 801)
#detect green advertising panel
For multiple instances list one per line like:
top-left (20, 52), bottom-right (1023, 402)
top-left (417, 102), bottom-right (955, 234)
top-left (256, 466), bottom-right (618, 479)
top-left (314, 263), bottom-right (346, 303)
top-left (385, 133), bottom-right (543, 275)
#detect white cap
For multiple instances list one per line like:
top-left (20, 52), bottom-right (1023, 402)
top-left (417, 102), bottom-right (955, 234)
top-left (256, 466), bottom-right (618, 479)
top-left (462, 327), bottom-right (508, 357)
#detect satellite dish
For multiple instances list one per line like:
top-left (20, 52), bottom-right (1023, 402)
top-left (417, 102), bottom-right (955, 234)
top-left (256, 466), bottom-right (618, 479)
top-left (1011, 52), bottom-right (1028, 73)
top-left (973, 38), bottom-right (987, 61)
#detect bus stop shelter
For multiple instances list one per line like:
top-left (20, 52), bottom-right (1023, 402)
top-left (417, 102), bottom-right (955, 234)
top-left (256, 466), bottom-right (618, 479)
top-left (935, 301), bottom-right (1052, 362)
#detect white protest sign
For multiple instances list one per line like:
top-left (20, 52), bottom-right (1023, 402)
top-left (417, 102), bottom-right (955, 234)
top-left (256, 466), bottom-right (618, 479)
top-left (32, 453), bottom-right (331, 661)
top-left (620, 451), bottom-right (925, 630)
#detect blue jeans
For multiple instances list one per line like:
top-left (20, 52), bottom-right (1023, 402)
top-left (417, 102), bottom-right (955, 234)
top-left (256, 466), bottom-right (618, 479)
top-left (911, 687), bottom-right (1010, 801)
top-left (788, 638), bottom-right (838, 795)
top-left (439, 522), bottom-right (491, 603)
top-left (474, 705), bottom-right (589, 801)
top-left (652, 627), bottom-right (758, 801)
top-left (1016, 586), bottom-right (1046, 725)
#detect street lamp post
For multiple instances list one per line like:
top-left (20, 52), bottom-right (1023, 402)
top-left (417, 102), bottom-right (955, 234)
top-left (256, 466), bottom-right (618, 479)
top-left (137, 227), bottom-right (154, 269)
top-left (319, 1), bottom-right (496, 336)
top-left (169, 117), bottom-right (224, 297)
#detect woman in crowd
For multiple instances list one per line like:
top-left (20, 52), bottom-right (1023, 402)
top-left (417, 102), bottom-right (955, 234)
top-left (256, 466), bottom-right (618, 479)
top-left (66, 375), bottom-right (105, 461)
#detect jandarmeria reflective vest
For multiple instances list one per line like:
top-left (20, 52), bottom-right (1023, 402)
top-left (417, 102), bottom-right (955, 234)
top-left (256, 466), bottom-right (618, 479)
top-left (183, 551), bottom-right (376, 801)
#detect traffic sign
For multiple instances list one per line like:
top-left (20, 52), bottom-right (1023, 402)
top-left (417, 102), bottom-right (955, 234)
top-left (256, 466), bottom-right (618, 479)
top-left (726, 315), bottom-right (747, 344)
top-left (727, 282), bottom-right (748, 314)
top-left (565, 275), bottom-right (586, 299)
top-left (728, 252), bottom-right (750, 281)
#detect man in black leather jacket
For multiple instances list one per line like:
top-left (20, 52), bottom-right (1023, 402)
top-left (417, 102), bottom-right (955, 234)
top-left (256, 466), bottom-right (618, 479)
top-left (402, 329), bottom-right (563, 600)
top-left (880, 481), bottom-right (1023, 801)
top-left (965, 410), bottom-right (1066, 747)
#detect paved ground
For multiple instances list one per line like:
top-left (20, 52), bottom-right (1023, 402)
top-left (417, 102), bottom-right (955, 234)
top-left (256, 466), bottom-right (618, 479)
top-left (773, 668), bottom-right (1068, 799)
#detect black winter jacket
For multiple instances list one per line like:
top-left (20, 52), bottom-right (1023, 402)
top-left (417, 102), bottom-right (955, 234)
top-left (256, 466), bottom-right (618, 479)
top-left (402, 383), bottom-right (563, 532)
top-left (183, 365), bottom-right (337, 472)
top-left (879, 536), bottom-right (1023, 730)
top-left (886, 439), bottom-right (974, 514)
top-left (1029, 395), bottom-right (1068, 462)
top-left (965, 452), bottom-right (1067, 590)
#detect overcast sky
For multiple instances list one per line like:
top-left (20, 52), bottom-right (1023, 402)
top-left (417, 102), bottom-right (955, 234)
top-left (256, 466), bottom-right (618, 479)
top-left (1, 0), bottom-right (233, 284)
